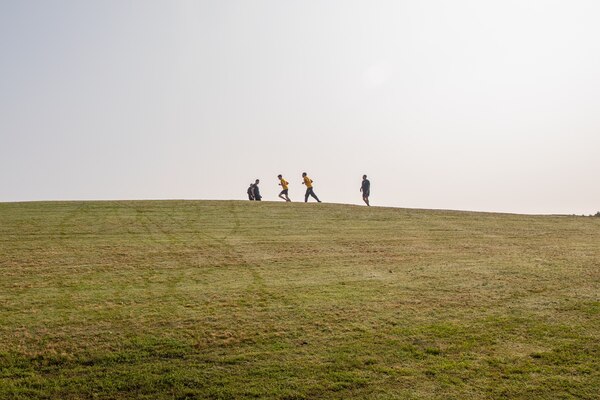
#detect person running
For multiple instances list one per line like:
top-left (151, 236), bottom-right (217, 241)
top-left (360, 174), bottom-right (370, 206)
top-left (247, 183), bottom-right (255, 200)
top-left (253, 179), bottom-right (262, 201)
top-left (277, 174), bottom-right (291, 202)
top-left (302, 172), bottom-right (321, 203)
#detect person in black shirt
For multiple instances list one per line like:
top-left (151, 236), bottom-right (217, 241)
top-left (360, 175), bottom-right (370, 206)
top-left (253, 179), bottom-right (262, 201)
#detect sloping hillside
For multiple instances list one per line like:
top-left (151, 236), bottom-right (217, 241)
top-left (1, 200), bottom-right (599, 399)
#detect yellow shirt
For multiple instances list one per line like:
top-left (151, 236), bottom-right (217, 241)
top-left (303, 176), bottom-right (313, 188)
top-left (280, 178), bottom-right (289, 190)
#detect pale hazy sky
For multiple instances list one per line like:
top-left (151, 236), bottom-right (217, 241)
top-left (1, 1), bottom-right (599, 214)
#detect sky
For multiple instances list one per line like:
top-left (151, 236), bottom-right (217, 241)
top-left (1, 0), bottom-right (599, 214)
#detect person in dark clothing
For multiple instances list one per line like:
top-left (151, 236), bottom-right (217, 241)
top-left (360, 175), bottom-right (370, 206)
top-left (253, 179), bottom-right (262, 201)
top-left (247, 183), bottom-right (255, 200)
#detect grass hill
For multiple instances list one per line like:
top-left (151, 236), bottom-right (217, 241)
top-left (1, 200), bottom-right (598, 399)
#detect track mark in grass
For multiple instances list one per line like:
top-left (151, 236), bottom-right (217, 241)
top-left (424, 347), bottom-right (441, 356)
top-left (581, 300), bottom-right (600, 316)
top-left (228, 200), bottom-right (241, 235)
top-left (361, 356), bottom-right (378, 366)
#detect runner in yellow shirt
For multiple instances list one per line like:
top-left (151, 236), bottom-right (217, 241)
top-left (302, 172), bottom-right (321, 203)
top-left (277, 174), bottom-right (291, 202)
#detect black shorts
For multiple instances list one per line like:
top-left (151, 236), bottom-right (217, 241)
top-left (362, 190), bottom-right (370, 197)
top-left (280, 189), bottom-right (288, 195)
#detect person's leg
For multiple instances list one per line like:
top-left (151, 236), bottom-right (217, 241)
top-left (304, 189), bottom-right (310, 202)
top-left (310, 189), bottom-right (321, 202)
top-left (278, 191), bottom-right (286, 201)
top-left (363, 195), bottom-right (370, 206)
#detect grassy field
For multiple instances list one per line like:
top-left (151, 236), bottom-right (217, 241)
top-left (0, 200), bottom-right (599, 399)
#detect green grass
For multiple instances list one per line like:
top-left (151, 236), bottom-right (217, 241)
top-left (1, 200), bottom-right (599, 399)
